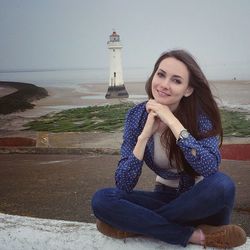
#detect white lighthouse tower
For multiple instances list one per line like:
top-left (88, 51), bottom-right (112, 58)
top-left (105, 31), bottom-right (129, 99)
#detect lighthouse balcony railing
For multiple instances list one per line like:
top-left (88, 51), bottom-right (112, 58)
top-left (107, 42), bottom-right (122, 48)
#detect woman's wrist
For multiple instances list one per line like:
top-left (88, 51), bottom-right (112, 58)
top-left (133, 134), bottom-right (149, 160)
top-left (138, 134), bottom-right (150, 142)
top-left (167, 117), bottom-right (185, 139)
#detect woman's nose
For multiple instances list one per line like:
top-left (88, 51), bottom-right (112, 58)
top-left (161, 78), bottom-right (170, 88)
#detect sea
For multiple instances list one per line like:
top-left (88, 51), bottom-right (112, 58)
top-left (0, 68), bottom-right (150, 88)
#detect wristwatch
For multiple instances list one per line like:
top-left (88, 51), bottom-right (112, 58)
top-left (177, 129), bottom-right (190, 141)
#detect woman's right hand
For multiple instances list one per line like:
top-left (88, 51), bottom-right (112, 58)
top-left (139, 111), bottom-right (160, 140)
top-left (133, 111), bottom-right (159, 160)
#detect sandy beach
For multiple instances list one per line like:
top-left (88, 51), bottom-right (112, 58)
top-left (0, 80), bottom-right (249, 131)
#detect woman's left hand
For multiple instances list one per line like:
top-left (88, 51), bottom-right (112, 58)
top-left (146, 99), bottom-right (175, 126)
top-left (146, 99), bottom-right (186, 139)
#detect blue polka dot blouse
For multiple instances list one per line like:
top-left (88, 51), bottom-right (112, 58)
top-left (115, 102), bottom-right (221, 193)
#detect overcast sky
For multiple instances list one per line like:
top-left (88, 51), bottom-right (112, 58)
top-left (0, 0), bottom-right (250, 79)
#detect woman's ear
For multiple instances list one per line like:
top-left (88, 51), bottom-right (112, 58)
top-left (184, 86), bottom-right (194, 97)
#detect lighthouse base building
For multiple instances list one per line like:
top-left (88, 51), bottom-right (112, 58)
top-left (105, 31), bottom-right (129, 99)
top-left (105, 85), bottom-right (129, 99)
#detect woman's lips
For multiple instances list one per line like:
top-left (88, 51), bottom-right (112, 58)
top-left (157, 89), bottom-right (170, 97)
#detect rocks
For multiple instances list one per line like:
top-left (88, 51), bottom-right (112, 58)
top-left (0, 81), bottom-right (48, 114)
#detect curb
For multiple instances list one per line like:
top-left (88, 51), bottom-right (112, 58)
top-left (0, 147), bottom-right (120, 155)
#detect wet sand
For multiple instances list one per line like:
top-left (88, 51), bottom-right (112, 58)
top-left (209, 80), bottom-right (250, 110)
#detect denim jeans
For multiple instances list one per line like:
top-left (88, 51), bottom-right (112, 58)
top-left (91, 172), bottom-right (235, 247)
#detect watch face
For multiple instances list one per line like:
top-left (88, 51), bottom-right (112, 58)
top-left (181, 130), bottom-right (189, 139)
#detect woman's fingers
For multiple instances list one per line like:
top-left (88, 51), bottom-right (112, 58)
top-left (147, 99), bottom-right (160, 112)
top-left (151, 111), bottom-right (157, 117)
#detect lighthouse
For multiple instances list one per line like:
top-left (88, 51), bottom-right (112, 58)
top-left (105, 31), bottom-right (129, 99)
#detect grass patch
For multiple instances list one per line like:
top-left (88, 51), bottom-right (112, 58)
top-left (23, 102), bottom-right (135, 132)
top-left (24, 103), bottom-right (250, 136)
top-left (220, 109), bottom-right (250, 137)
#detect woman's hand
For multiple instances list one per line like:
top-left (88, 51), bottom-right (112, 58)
top-left (133, 111), bottom-right (160, 160)
top-left (146, 99), bottom-right (174, 126)
top-left (146, 99), bottom-right (185, 139)
top-left (139, 111), bottom-right (160, 140)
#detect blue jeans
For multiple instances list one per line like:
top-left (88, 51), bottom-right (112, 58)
top-left (91, 172), bottom-right (235, 247)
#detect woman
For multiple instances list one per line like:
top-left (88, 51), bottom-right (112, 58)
top-left (91, 50), bottom-right (246, 248)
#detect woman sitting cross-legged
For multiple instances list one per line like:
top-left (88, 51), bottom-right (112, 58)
top-left (91, 49), bottom-right (247, 249)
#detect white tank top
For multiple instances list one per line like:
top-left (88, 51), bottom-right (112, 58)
top-left (153, 132), bottom-right (203, 188)
top-left (153, 132), bottom-right (179, 188)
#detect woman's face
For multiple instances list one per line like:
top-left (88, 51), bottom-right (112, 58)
top-left (151, 57), bottom-right (193, 111)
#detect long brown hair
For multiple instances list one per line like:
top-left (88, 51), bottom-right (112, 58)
top-left (145, 50), bottom-right (223, 176)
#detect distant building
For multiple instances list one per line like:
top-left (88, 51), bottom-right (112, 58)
top-left (105, 31), bottom-right (129, 99)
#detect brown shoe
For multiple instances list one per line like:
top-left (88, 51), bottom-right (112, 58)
top-left (96, 219), bottom-right (140, 239)
top-left (197, 224), bottom-right (247, 249)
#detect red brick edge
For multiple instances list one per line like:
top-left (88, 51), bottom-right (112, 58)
top-left (0, 137), bottom-right (36, 147)
top-left (221, 144), bottom-right (250, 161)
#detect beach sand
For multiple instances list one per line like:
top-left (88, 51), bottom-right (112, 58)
top-left (0, 80), bottom-right (249, 131)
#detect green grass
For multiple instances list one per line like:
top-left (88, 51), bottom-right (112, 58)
top-left (23, 102), bottom-right (135, 133)
top-left (23, 103), bottom-right (250, 137)
top-left (220, 109), bottom-right (250, 136)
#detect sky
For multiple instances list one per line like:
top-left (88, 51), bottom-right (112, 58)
top-left (0, 0), bottom-right (250, 80)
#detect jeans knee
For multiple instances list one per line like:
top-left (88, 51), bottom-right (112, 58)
top-left (91, 188), bottom-right (107, 214)
top-left (91, 188), bottom-right (121, 215)
top-left (212, 172), bottom-right (235, 201)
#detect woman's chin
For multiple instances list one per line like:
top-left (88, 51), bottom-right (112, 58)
top-left (153, 98), bottom-right (179, 111)
top-left (154, 97), bottom-right (170, 106)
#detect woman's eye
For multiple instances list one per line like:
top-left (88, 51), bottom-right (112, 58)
top-left (173, 78), bottom-right (181, 84)
top-left (157, 72), bottom-right (165, 78)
